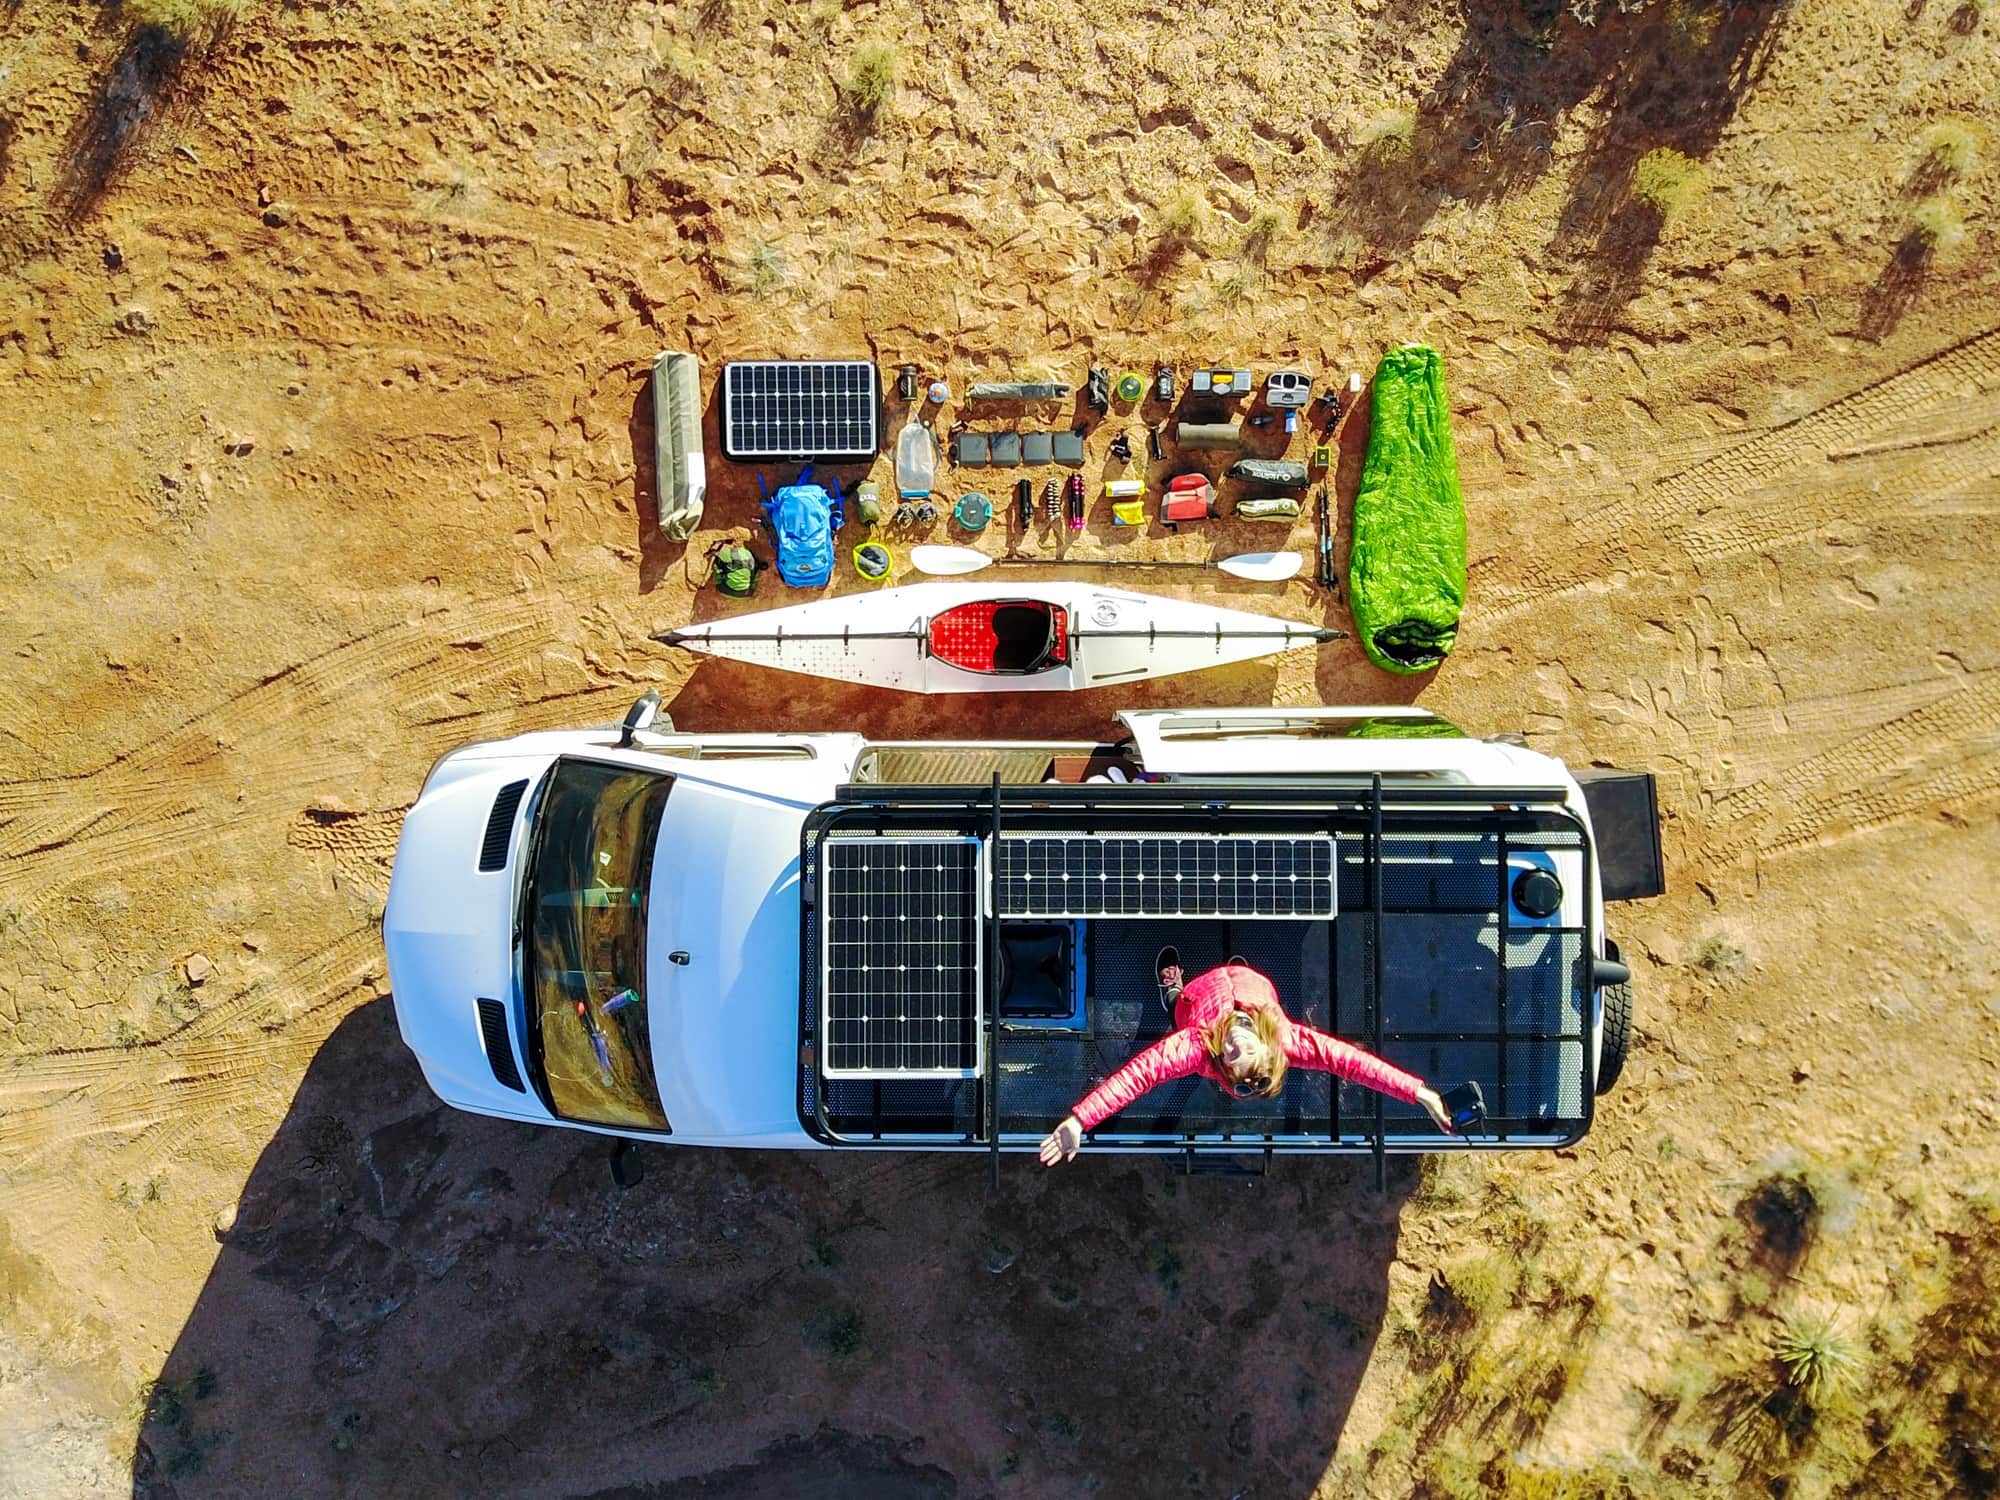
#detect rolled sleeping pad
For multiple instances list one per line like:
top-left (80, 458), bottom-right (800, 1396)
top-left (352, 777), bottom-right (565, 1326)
top-left (1177, 421), bottom-right (1242, 450)
top-left (1228, 458), bottom-right (1309, 487)
top-left (1234, 496), bottom-right (1301, 521)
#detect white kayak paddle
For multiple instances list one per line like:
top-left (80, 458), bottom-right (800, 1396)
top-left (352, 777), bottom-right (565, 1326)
top-left (909, 544), bottom-right (1303, 583)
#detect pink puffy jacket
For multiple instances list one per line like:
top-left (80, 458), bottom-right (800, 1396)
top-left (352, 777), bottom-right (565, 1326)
top-left (1069, 963), bottom-right (1423, 1132)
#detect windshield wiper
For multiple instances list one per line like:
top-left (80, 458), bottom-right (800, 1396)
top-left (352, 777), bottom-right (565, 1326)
top-left (513, 765), bottom-right (559, 951)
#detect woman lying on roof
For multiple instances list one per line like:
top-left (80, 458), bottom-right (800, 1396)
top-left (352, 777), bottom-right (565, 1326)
top-left (1038, 950), bottom-right (1457, 1167)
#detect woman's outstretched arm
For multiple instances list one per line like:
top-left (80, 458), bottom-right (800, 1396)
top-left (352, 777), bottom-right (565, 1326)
top-left (1286, 1023), bottom-right (1454, 1131)
top-left (1039, 1030), bottom-right (1205, 1167)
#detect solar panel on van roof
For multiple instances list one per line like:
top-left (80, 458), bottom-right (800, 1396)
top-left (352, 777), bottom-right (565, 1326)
top-left (721, 359), bottom-right (881, 462)
top-left (820, 836), bottom-right (984, 1079)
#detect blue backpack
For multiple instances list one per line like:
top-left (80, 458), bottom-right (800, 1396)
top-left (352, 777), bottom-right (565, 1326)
top-left (758, 467), bottom-right (843, 589)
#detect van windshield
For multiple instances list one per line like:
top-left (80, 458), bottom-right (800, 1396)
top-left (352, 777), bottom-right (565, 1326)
top-left (521, 759), bottom-right (673, 1130)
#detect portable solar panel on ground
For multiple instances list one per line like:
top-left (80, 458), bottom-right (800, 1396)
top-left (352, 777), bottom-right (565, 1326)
top-left (821, 836), bottom-right (983, 1077)
top-left (994, 835), bottom-right (1337, 919)
top-left (721, 360), bottom-right (880, 461)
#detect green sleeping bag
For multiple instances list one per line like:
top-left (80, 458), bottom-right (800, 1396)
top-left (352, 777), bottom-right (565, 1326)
top-left (1348, 345), bottom-right (1466, 673)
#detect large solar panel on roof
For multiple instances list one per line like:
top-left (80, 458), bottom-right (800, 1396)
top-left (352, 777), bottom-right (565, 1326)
top-left (821, 836), bottom-right (984, 1078)
top-left (721, 359), bottom-right (881, 462)
top-left (994, 835), bottom-right (1336, 920)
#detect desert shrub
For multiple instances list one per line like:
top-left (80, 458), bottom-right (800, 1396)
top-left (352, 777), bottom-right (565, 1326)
top-left (1777, 1310), bottom-right (1858, 1396)
top-left (1442, 1250), bottom-right (1525, 1320)
top-left (652, 36), bottom-right (701, 88)
top-left (809, 1305), bottom-right (866, 1359)
top-left (740, 240), bottom-right (787, 295)
top-left (1243, 205), bottom-right (1285, 262)
top-left (1213, 267), bottom-right (1255, 308)
top-left (1357, 107), bottom-right (1417, 160)
top-left (1912, 195), bottom-right (1967, 252)
top-left (1920, 120), bottom-right (1980, 175)
top-left (1741, 1151), bottom-right (1858, 1264)
top-left (123, 0), bottom-right (246, 37)
top-left (1738, 1268), bottom-right (1776, 1310)
top-left (1631, 147), bottom-right (1707, 217)
top-left (1690, 934), bottom-right (1747, 975)
top-left (842, 40), bottom-right (897, 118)
top-left (1156, 185), bottom-right (1209, 245)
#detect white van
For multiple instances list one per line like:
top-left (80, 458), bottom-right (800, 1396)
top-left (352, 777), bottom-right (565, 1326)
top-left (383, 701), bottom-right (1648, 1183)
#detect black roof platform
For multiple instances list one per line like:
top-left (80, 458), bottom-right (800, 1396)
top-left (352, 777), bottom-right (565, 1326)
top-left (796, 778), bottom-right (1598, 1163)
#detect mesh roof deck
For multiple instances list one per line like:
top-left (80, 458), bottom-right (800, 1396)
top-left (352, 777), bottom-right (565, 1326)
top-left (798, 781), bottom-right (1596, 1155)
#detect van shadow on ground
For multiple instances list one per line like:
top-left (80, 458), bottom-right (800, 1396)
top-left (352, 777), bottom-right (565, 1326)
top-left (135, 1001), bottom-right (1415, 1498)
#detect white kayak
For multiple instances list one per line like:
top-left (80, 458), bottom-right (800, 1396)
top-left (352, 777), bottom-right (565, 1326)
top-left (653, 582), bottom-right (1340, 694)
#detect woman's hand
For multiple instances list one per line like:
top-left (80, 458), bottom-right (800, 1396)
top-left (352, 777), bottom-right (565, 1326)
top-left (1415, 1086), bottom-right (1454, 1134)
top-left (1038, 1116), bottom-right (1083, 1167)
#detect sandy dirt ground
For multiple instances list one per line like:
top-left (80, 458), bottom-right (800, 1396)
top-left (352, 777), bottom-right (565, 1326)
top-left (2, 0), bottom-right (1998, 1495)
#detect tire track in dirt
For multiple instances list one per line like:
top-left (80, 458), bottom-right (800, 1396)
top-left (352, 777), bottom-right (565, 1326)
top-left (1679, 423), bottom-right (2000, 561)
top-left (1487, 333), bottom-right (2000, 620)
top-left (286, 805), bottom-right (409, 903)
top-left (1702, 670), bottom-right (2000, 861)
top-left (0, 928), bottom-right (382, 1223)
top-left (1585, 324), bottom-right (2000, 533)
top-left (1758, 752), bottom-right (2000, 859)
top-left (0, 598), bottom-right (557, 909)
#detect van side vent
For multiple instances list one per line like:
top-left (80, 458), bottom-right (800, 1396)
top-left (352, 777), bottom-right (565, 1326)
top-left (475, 998), bottom-right (525, 1093)
top-left (478, 779), bottom-right (530, 872)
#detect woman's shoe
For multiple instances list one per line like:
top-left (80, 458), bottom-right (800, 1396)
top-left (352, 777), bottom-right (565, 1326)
top-left (1156, 946), bottom-right (1184, 1010)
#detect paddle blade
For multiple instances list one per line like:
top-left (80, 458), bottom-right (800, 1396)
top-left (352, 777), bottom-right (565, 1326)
top-left (1213, 551), bottom-right (1303, 582)
top-left (909, 545), bottom-right (994, 576)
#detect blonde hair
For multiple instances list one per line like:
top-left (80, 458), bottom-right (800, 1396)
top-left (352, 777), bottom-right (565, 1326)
top-left (1203, 1005), bottom-right (1288, 1098)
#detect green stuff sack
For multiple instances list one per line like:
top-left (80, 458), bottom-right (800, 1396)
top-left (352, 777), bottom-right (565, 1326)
top-left (1348, 345), bottom-right (1466, 673)
top-left (713, 542), bottom-right (758, 599)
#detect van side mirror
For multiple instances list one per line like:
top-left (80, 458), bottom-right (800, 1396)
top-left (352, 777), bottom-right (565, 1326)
top-left (620, 689), bottom-right (664, 747)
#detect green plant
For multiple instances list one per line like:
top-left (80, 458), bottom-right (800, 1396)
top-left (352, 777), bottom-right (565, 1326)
top-left (1214, 267), bottom-right (1255, 308)
top-left (1047, 1280), bottom-right (1079, 1306)
top-left (1631, 147), bottom-right (1707, 218)
top-left (807, 0), bottom-right (842, 29)
top-left (124, 0), bottom-right (247, 37)
top-left (742, 240), bottom-right (787, 296)
top-left (1046, 1409), bottom-right (1081, 1440)
top-left (1656, 1133), bottom-right (1681, 1160)
top-left (1156, 185), bottom-right (1209, 245)
top-left (812, 1306), bottom-right (865, 1359)
top-left (653, 36), bottom-right (701, 88)
top-left (1739, 1268), bottom-right (1776, 1310)
top-left (687, 1363), bottom-right (721, 1394)
top-left (416, 159), bottom-right (479, 213)
top-left (1778, 1310), bottom-right (1858, 1396)
top-left (1920, 120), bottom-right (1980, 175)
top-left (1357, 107), bottom-right (1417, 160)
top-left (1151, 1243), bottom-right (1185, 1295)
top-left (1243, 205), bottom-right (1285, 262)
top-left (842, 40), bottom-right (898, 118)
top-left (1443, 1250), bottom-right (1524, 1320)
top-left (1690, 934), bottom-right (1747, 976)
top-left (1912, 195), bottom-right (1967, 252)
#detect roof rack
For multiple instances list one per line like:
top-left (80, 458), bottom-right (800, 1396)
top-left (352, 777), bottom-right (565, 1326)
top-left (797, 779), bottom-right (1596, 1160)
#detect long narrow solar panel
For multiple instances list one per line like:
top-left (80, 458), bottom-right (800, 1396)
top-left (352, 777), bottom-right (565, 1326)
top-left (994, 835), bottom-right (1336, 919)
top-left (721, 360), bottom-right (880, 461)
top-left (822, 836), bottom-right (983, 1078)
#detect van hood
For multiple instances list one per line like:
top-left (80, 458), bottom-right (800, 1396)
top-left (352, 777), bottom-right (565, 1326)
top-left (383, 756), bottom-right (557, 1124)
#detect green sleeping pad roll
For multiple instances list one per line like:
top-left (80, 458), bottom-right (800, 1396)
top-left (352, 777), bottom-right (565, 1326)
top-left (1347, 344), bottom-right (1466, 673)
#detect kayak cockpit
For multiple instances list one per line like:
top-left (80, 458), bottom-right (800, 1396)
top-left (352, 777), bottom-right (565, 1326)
top-left (926, 599), bottom-right (1070, 675)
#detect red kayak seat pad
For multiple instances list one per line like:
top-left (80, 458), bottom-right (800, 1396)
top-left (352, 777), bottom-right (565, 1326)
top-left (929, 600), bottom-right (1069, 673)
